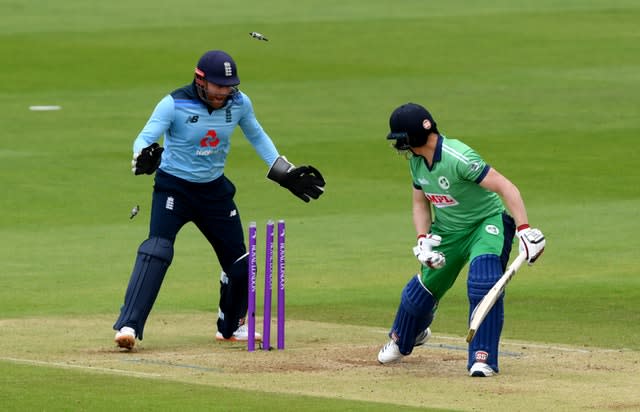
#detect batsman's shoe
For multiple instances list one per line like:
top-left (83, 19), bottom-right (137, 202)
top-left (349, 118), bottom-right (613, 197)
top-left (378, 340), bottom-right (404, 364)
top-left (469, 362), bottom-right (496, 377)
top-left (114, 326), bottom-right (136, 350)
top-left (378, 328), bottom-right (432, 364)
top-left (216, 323), bottom-right (262, 342)
top-left (414, 327), bottom-right (432, 347)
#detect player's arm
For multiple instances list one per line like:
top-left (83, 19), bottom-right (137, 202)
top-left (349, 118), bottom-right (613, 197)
top-left (479, 167), bottom-right (545, 264)
top-left (478, 168), bottom-right (528, 227)
top-left (238, 97), bottom-right (326, 203)
top-left (412, 187), bottom-right (445, 268)
top-left (412, 186), bottom-right (432, 236)
top-left (237, 102), bottom-right (279, 166)
top-left (131, 95), bottom-right (174, 175)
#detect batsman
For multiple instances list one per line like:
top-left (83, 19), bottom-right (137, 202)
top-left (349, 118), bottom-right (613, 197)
top-left (113, 50), bottom-right (325, 350)
top-left (378, 103), bottom-right (545, 377)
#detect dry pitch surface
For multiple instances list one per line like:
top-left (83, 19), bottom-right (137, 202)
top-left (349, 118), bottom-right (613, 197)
top-left (2, 314), bottom-right (639, 411)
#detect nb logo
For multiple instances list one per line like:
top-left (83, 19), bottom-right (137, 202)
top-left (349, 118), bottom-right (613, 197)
top-left (186, 115), bottom-right (199, 123)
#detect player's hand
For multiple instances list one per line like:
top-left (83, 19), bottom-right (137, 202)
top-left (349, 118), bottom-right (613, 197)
top-left (267, 156), bottom-right (326, 203)
top-left (280, 165), bottom-right (325, 202)
top-left (516, 225), bottom-right (545, 265)
top-left (413, 234), bottom-right (446, 269)
top-left (132, 143), bottom-right (164, 175)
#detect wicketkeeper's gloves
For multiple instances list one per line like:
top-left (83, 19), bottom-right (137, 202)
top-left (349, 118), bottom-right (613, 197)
top-left (132, 143), bottom-right (164, 175)
top-left (267, 156), bottom-right (326, 203)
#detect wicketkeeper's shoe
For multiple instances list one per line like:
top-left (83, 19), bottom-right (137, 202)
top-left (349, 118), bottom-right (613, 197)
top-left (216, 323), bottom-right (263, 342)
top-left (114, 326), bottom-right (136, 350)
top-left (469, 362), bottom-right (496, 377)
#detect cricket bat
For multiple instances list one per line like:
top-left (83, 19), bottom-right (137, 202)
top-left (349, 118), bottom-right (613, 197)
top-left (466, 252), bottom-right (527, 343)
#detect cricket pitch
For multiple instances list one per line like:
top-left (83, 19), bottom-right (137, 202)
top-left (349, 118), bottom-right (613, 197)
top-left (1, 314), bottom-right (639, 411)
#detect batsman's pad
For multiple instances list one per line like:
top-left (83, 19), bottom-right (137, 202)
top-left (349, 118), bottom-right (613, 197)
top-left (467, 254), bottom-right (504, 372)
top-left (217, 254), bottom-right (249, 339)
top-left (390, 275), bottom-right (436, 355)
top-left (113, 237), bottom-right (174, 339)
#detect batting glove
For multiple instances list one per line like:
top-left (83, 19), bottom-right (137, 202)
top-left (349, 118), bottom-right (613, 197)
top-left (413, 234), bottom-right (446, 269)
top-left (517, 224), bottom-right (546, 265)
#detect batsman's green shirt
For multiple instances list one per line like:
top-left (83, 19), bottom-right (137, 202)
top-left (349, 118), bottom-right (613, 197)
top-left (410, 135), bottom-right (505, 232)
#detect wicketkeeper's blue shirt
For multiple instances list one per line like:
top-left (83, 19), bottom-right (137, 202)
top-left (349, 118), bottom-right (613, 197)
top-left (133, 83), bottom-right (279, 183)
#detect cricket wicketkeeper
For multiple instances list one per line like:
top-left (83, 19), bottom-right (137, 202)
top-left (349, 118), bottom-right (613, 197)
top-left (113, 50), bottom-right (325, 350)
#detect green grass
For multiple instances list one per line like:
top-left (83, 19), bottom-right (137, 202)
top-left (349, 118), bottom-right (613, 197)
top-left (1, 0), bottom-right (639, 410)
top-left (1, 362), bottom-right (434, 412)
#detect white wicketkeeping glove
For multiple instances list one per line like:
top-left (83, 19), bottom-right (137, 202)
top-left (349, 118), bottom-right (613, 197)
top-left (517, 225), bottom-right (546, 265)
top-left (413, 234), bottom-right (446, 269)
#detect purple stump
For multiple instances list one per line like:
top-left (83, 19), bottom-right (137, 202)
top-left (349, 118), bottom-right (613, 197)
top-left (247, 222), bottom-right (257, 352)
top-left (277, 220), bottom-right (286, 350)
top-left (262, 221), bottom-right (274, 351)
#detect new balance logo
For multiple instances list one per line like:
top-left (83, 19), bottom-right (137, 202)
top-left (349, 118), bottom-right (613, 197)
top-left (186, 115), bottom-right (199, 123)
top-left (166, 196), bottom-right (174, 210)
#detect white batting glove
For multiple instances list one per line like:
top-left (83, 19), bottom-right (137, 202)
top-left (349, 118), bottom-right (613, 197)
top-left (517, 225), bottom-right (546, 265)
top-left (413, 234), bottom-right (446, 269)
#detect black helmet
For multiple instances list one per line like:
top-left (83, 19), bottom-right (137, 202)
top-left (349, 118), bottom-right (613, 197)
top-left (387, 103), bottom-right (438, 150)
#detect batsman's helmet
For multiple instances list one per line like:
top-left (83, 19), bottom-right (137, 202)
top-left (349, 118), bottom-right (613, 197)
top-left (387, 103), bottom-right (438, 150)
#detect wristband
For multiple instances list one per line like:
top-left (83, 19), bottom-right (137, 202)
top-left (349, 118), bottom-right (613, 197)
top-left (517, 224), bottom-right (530, 232)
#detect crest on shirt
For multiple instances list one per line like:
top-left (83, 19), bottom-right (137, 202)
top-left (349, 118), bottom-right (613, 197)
top-left (438, 176), bottom-right (450, 190)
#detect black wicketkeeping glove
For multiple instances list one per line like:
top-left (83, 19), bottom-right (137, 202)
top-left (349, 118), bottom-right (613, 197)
top-left (132, 143), bottom-right (164, 175)
top-left (279, 165), bottom-right (326, 203)
top-left (267, 156), bottom-right (326, 203)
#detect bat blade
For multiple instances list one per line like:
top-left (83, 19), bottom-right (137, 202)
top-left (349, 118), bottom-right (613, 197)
top-left (466, 252), bottom-right (527, 343)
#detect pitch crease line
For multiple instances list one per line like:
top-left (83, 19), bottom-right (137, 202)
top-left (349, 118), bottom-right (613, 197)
top-left (1, 356), bottom-right (162, 377)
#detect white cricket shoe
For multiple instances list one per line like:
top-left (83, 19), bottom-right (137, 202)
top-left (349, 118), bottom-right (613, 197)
top-left (378, 328), bottom-right (432, 364)
top-left (469, 362), bottom-right (496, 377)
top-left (216, 323), bottom-right (262, 342)
top-left (114, 326), bottom-right (136, 350)
top-left (414, 327), bottom-right (432, 347)
top-left (378, 340), bottom-right (403, 364)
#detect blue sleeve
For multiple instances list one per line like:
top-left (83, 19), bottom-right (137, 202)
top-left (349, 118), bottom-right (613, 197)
top-left (237, 95), bottom-right (280, 167)
top-left (474, 165), bottom-right (491, 184)
top-left (133, 95), bottom-right (175, 154)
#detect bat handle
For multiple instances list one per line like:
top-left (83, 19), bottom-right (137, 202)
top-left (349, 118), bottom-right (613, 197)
top-left (466, 329), bottom-right (476, 343)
